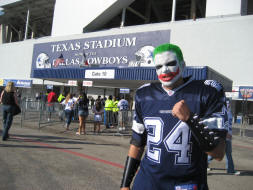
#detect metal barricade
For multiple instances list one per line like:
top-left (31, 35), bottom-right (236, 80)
top-left (118, 110), bottom-right (133, 131)
top-left (115, 110), bottom-right (134, 135)
top-left (20, 100), bottom-right (41, 127)
top-left (39, 102), bottom-right (65, 128)
top-left (1, 100), bottom-right (134, 136)
top-left (19, 100), bottom-right (64, 129)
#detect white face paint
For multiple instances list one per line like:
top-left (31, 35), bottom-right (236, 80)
top-left (154, 51), bottom-right (184, 87)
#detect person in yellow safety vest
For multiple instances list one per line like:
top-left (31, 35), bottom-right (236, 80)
top-left (58, 93), bottom-right (65, 103)
top-left (104, 95), bottom-right (113, 128)
top-left (58, 93), bottom-right (66, 121)
top-left (112, 96), bottom-right (119, 127)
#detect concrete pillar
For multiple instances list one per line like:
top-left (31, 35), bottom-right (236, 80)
top-left (120, 8), bottom-right (126, 28)
top-left (171, 0), bottom-right (176, 21)
top-left (24, 9), bottom-right (30, 40)
top-left (190, 0), bottom-right (197, 20)
top-left (1, 24), bottom-right (7, 43)
top-left (31, 23), bottom-right (36, 39)
top-left (0, 24), bottom-right (2, 44)
top-left (6, 25), bottom-right (12, 42)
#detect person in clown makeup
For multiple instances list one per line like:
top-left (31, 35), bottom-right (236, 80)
top-left (120, 43), bottom-right (228, 190)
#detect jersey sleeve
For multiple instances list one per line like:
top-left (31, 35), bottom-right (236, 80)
top-left (201, 80), bottom-right (228, 132)
top-left (130, 91), bottom-right (147, 147)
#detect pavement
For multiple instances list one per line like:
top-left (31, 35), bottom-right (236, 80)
top-left (17, 117), bottom-right (132, 147)
top-left (18, 117), bottom-right (253, 146)
top-left (2, 117), bottom-right (253, 190)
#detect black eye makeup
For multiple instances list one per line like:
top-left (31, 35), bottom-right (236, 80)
top-left (155, 60), bottom-right (177, 70)
top-left (155, 65), bottom-right (162, 70)
top-left (165, 60), bottom-right (177, 66)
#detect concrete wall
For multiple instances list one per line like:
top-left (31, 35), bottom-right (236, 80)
top-left (169, 15), bottom-right (253, 86)
top-left (52, 0), bottom-right (115, 36)
top-left (51, 0), bottom-right (134, 36)
top-left (206, 0), bottom-right (247, 16)
top-left (0, 15), bottom-right (253, 87)
top-left (0, 39), bottom-right (67, 85)
top-left (0, 39), bottom-right (33, 80)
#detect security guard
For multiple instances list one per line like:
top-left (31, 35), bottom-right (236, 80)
top-left (112, 96), bottom-right (119, 127)
top-left (104, 95), bottom-right (113, 128)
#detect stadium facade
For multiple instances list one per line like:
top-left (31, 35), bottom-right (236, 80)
top-left (0, 0), bottom-right (253, 118)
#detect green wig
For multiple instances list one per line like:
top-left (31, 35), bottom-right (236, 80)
top-left (153, 43), bottom-right (184, 62)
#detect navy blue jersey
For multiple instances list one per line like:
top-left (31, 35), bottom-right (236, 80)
top-left (131, 78), bottom-right (228, 190)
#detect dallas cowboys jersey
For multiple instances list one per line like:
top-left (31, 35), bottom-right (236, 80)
top-left (131, 78), bottom-right (228, 190)
top-left (118, 99), bottom-right (129, 110)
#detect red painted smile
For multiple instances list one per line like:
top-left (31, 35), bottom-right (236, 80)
top-left (158, 68), bottom-right (180, 82)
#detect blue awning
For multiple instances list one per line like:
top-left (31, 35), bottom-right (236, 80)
top-left (31, 66), bottom-right (208, 81)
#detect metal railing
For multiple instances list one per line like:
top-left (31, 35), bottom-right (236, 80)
top-left (4, 100), bottom-right (251, 138)
top-left (3, 100), bottom-right (134, 135)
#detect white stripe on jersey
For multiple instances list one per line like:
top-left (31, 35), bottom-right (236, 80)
top-left (138, 83), bottom-right (151, 90)
top-left (132, 120), bottom-right (145, 134)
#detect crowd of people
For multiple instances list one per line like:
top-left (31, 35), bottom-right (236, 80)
top-left (38, 89), bottom-right (130, 135)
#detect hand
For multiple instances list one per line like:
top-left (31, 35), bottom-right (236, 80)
top-left (120, 188), bottom-right (130, 190)
top-left (172, 100), bottom-right (191, 122)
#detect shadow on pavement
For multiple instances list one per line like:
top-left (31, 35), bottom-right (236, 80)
top-left (0, 130), bottom-right (121, 147)
top-left (0, 143), bottom-right (82, 150)
top-left (208, 168), bottom-right (253, 176)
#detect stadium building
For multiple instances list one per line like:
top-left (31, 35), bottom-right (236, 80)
top-left (0, 0), bottom-right (253, 121)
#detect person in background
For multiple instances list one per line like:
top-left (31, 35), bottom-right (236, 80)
top-left (207, 99), bottom-right (240, 176)
top-left (90, 97), bottom-right (95, 109)
top-left (104, 95), bottom-right (113, 129)
top-left (41, 91), bottom-right (48, 111)
top-left (96, 95), bottom-right (101, 103)
top-left (76, 92), bottom-right (89, 135)
top-left (120, 43), bottom-right (228, 190)
top-left (61, 93), bottom-right (77, 130)
top-left (225, 99), bottom-right (240, 175)
top-left (57, 92), bottom-right (65, 103)
top-left (44, 91), bottom-right (49, 100)
top-left (57, 92), bottom-right (66, 121)
top-left (101, 97), bottom-right (106, 108)
top-left (72, 94), bottom-right (79, 120)
top-left (112, 96), bottom-right (119, 128)
top-left (47, 89), bottom-right (57, 121)
top-left (128, 96), bottom-right (133, 111)
top-left (0, 82), bottom-right (19, 141)
top-left (35, 92), bottom-right (41, 101)
top-left (16, 88), bottom-right (22, 104)
top-left (103, 97), bottom-right (107, 126)
top-left (117, 96), bottom-right (129, 131)
top-left (93, 100), bottom-right (103, 134)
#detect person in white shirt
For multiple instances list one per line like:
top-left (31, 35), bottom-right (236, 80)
top-left (117, 96), bottom-right (129, 131)
top-left (93, 100), bottom-right (103, 134)
top-left (61, 93), bottom-right (77, 130)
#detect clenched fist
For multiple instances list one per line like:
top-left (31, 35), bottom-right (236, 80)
top-left (172, 100), bottom-right (191, 122)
